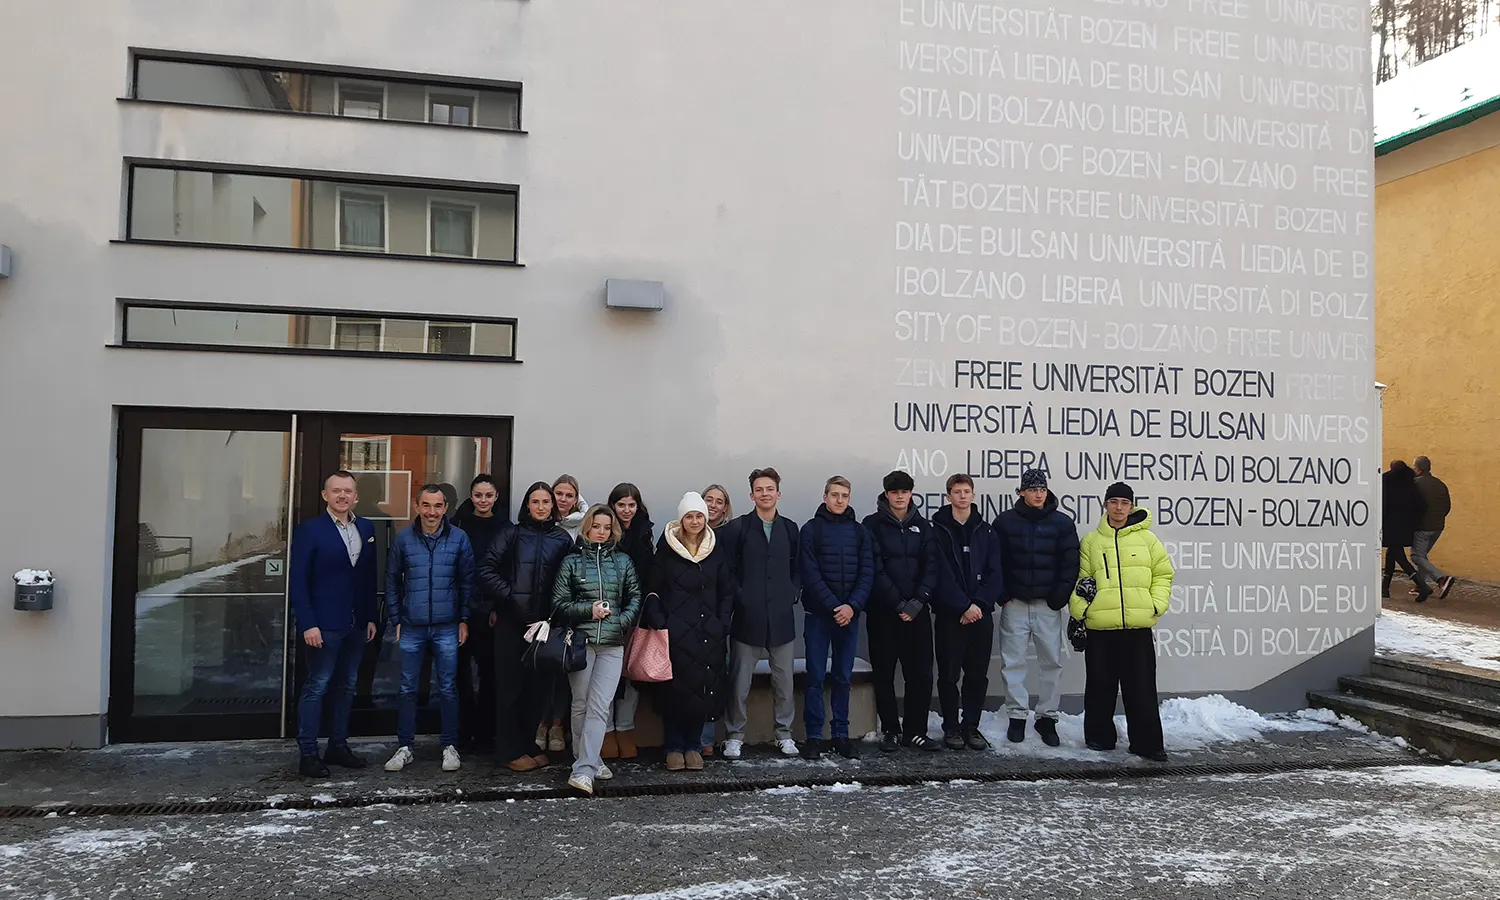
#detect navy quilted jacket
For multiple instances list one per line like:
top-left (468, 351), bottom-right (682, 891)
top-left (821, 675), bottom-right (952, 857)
top-left (799, 505), bottom-right (875, 615)
top-left (387, 519), bottom-right (475, 626)
top-left (993, 492), bottom-right (1082, 610)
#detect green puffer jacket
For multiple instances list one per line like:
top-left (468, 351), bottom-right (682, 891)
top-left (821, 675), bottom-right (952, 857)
top-left (551, 538), bottom-right (642, 647)
top-left (1070, 509), bottom-right (1174, 630)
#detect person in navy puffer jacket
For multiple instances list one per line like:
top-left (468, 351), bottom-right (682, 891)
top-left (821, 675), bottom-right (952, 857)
top-left (383, 484), bottom-right (476, 774)
top-left (798, 475), bottom-right (874, 761)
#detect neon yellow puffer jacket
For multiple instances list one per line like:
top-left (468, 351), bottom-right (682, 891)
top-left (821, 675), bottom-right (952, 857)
top-left (1070, 509), bottom-right (1174, 630)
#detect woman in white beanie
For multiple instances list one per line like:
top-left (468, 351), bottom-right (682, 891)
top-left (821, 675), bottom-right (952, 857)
top-left (644, 492), bottom-right (736, 771)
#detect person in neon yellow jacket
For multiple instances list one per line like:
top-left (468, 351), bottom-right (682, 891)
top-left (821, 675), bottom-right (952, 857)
top-left (1070, 482), bottom-right (1173, 762)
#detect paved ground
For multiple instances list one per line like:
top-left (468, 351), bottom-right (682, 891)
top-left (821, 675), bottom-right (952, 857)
top-left (1385, 573), bottom-right (1500, 633)
top-left (1, 764), bottom-right (1497, 899)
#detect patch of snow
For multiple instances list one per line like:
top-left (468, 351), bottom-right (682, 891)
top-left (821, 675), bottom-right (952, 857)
top-left (1377, 610), bottom-right (1500, 671)
top-left (13, 569), bottom-right (54, 585)
top-left (761, 786), bottom-right (810, 796)
top-left (309, 794), bottom-right (337, 804)
top-left (233, 823), bottom-right (308, 837)
top-left (820, 782), bottom-right (862, 793)
top-left (1358, 764), bottom-right (1500, 791)
top-left (0, 828), bottom-right (157, 860)
top-left (600, 876), bottom-right (795, 899)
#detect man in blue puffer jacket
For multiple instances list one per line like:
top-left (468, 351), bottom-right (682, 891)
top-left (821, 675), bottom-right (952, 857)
top-left (384, 484), bottom-right (475, 774)
top-left (798, 476), bottom-right (874, 761)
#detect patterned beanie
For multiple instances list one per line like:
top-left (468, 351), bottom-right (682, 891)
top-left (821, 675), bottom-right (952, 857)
top-left (1019, 468), bottom-right (1048, 492)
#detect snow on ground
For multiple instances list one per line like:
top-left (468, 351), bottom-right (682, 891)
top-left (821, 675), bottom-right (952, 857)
top-left (1377, 610), bottom-right (1500, 670)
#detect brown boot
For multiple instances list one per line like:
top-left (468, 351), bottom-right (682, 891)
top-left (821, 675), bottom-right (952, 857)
top-left (665, 752), bottom-right (686, 771)
top-left (684, 750), bottom-right (704, 771)
top-left (601, 731), bottom-right (620, 759)
top-left (530, 753), bottom-right (550, 768)
top-left (700, 743), bottom-right (714, 758)
top-left (506, 755), bottom-right (540, 773)
top-left (615, 729), bottom-right (638, 759)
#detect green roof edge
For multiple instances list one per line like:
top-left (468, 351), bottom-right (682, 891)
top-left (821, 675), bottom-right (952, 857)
top-left (1376, 94), bottom-right (1500, 157)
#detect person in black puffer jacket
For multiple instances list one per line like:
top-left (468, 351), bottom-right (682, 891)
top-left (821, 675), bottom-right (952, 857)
top-left (992, 469), bottom-right (1081, 747)
top-left (604, 483), bottom-right (655, 761)
top-left (1382, 461), bottom-right (1429, 601)
top-left (644, 492), bottom-right (735, 772)
top-left (451, 475), bottom-right (509, 753)
top-left (862, 471), bottom-right (943, 753)
top-left (478, 482), bottom-right (574, 772)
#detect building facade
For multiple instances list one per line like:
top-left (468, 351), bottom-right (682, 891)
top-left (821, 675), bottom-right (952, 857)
top-left (0, 0), bottom-right (1378, 749)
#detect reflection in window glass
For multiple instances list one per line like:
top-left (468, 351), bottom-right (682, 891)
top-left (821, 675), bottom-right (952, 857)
top-left (128, 165), bottom-right (517, 262)
top-left (123, 303), bottom-right (517, 361)
top-left (133, 57), bottom-right (521, 130)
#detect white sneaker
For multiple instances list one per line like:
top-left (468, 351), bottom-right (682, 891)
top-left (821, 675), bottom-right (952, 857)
top-left (384, 746), bottom-right (414, 772)
top-left (442, 745), bottom-right (461, 772)
top-left (777, 739), bottom-right (799, 756)
top-left (568, 773), bottom-right (594, 795)
top-left (721, 739), bottom-right (743, 759)
top-left (596, 763), bottom-right (613, 781)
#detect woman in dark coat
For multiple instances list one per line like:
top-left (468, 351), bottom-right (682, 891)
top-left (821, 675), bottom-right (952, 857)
top-left (646, 492), bottom-right (735, 772)
top-left (604, 483), bottom-right (654, 760)
top-left (1382, 461), bottom-right (1430, 601)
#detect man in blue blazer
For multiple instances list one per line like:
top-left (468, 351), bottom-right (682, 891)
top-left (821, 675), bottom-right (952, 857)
top-left (291, 471), bottom-right (379, 778)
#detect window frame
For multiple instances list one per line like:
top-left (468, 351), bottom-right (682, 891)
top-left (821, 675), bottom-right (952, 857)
top-left (426, 198), bottom-right (480, 259)
top-left (334, 187), bottom-right (391, 253)
top-left (331, 316), bottom-right (387, 352)
top-left (116, 298), bottom-right (522, 364)
top-left (424, 87), bottom-right (479, 127)
top-left (334, 80), bottom-right (388, 120)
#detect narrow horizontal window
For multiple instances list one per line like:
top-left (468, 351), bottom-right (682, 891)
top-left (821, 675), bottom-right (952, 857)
top-left (132, 55), bottom-right (521, 131)
top-left (120, 302), bottom-right (518, 362)
top-left (126, 164), bottom-right (517, 263)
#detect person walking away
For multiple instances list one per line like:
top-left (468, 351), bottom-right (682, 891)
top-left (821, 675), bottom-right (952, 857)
top-left (993, 469), bottom-right (1081, 747)
top-left (290, 471), bottom-right (379, 778)
top-left (1381, 462), bottom-right (1429, 602)
top-left (478, 482), bottom-right (575, 771)
top-left (647, 493), bottom-right (735, 771)
top-left (553, 506), bottom-right (642, 795)
top-left (863, 470), bottom-right (942, 753)
top-left (798, 476), bottom-right (875, 760)
top-left (603, 483), bottom-right (653, 761)
top-left (722, 468), bottom-right (802, 759)
top-left (931, 474), bottom-right (1004, 751)
top-left (697, 483), bottom-right (735, 755)
top-left (541, 474), bottom-right (588, 751)
top-left (1412, 456), bottom-right (1456, 598)
top-left (384, 485), bottom-right (475, 773)
top-left (1072, 482), bottom-right (1173, 762)
top-left (452, 475), bottom-right (508, 753)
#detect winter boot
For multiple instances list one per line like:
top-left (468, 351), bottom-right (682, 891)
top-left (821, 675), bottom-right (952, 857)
top-left (1006, 719), bottom-right (1027, 743)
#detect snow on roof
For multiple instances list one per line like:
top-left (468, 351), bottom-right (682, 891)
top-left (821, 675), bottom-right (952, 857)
top-left (1375, 31), bottom-right (1500, 153)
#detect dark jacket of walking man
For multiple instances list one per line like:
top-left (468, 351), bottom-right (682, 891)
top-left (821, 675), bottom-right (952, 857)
top-left (1412, 456), bottom-right (1456, 599)
top-left (290, 470), bottom-right (379, 778)
top-left (931, 473), bottom-right (1005, 751)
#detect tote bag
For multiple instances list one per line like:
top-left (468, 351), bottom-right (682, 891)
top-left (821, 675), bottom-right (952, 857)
top-left (623, 625), bottom-right (672, 682)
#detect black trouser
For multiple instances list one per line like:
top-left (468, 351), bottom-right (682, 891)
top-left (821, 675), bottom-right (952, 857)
top-left (868, 607), bottom-right (935, 738)
top-left (1083, 628), bottom-right (1163, 755)
top-left (1382, 547), bottom-right (1425, 597)
top-left (934, 609), bottom-right (993, 733)
top-left (458, 619), bottom-right (496, 747)
top-left (494, 619), bottom-right (546, 762)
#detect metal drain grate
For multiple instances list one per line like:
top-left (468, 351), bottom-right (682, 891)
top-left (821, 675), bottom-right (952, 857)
top-left (0, 756), bottom-right (1420, 821)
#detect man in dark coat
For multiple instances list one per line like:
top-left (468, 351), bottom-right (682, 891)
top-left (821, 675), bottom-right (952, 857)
top-left (993, 469), bottom-right (1081, 747)
top-left (1382, 461), bottom-right (1429, 601)
top-left (721, 467), bottom-right (802, 759)
top-left (863, 470), bottom-right (942, 753)
top-left (931, 473), bottom-right (1004, 751)
top-left (798, 476), bottom-right (875, 760)
top-left (1412, 456), bottom-right (1456, 598)
top-left (451, 475), bottom-right (508, 753)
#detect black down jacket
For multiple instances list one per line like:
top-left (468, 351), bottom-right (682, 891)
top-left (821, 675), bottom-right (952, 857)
top-left (861, 494), bottom-right (939, 613)
top-left (992, 492), bottom-right (1082, 610)
top-left (478, 496), bottom-right (575, 625)
top-left (643, 524), bottom-right (735, 721)
top-left (618, 515), bottom-right (656, 591)
top-left (1382, 467), bottom-right (1425, 549)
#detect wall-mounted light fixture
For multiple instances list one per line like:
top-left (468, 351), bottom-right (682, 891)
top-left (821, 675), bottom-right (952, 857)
top-left (604, 278), bottom-right (663, 311)
top-left (0, 245), bottom-right (12, 279)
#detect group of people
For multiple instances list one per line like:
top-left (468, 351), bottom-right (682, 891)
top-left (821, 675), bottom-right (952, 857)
top-left (1380, 456), bottom-right (1456, 603)
top-left (290, 465), bottom-right (1177, 795)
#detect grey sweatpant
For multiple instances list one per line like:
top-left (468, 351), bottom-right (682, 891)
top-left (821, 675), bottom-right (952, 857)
top-left (569, 645), bottom-right (624, 779)
top-left (998, 601), bottom-right (1066, 721)
top-left (725, 640), bottom-right (795, 742)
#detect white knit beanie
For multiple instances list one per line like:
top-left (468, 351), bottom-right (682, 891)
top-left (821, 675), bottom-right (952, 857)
top-left (677, 491), bottom-right (710, 521)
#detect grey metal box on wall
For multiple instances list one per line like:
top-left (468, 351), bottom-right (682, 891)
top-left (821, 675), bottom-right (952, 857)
top-left (0, 245), bottom-right (12, 278)
top-left (604, 278), bottom-right (663, 310)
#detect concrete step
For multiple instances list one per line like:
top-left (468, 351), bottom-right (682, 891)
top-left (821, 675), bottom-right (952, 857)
top-left (1372, 654), bottom-right (1500, 705)
top-left (1307, 691), bottom-right (1500, 763)
top-left (1339, 675), bottom-right (1500, 728)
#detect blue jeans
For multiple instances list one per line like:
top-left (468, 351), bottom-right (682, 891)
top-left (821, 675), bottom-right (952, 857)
top-left (397, 624), bottom-right (461, 748)
top-left (804, 612), bottom-right (859, 740)
top-left (296, 627), bottom-right (367, 757)
top-left (663, 716), bottom-right (705, 754)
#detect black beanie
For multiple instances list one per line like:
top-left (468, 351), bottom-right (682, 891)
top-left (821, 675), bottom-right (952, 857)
top-left (883, 470), bottom-right (915, 492)
top-left (1104, 482), bottom-right (1134, 503)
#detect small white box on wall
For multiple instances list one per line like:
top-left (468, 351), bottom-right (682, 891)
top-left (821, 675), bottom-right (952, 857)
top-left (604, 278), bottom-right (664, 311)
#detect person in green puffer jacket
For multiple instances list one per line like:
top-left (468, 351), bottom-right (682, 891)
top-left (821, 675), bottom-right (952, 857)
top-left (552, 504), bottom-right (642, 795)
top-left (1070, 482), bottom-right (1174, 763)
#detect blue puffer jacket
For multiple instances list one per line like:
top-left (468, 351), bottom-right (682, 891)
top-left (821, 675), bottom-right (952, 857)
top-left (799, 505), bottom-right (875, 615)
top-left (993, 492), bottom-right (1082, 610)
top-left (387, 519), bottom-right (475, 626)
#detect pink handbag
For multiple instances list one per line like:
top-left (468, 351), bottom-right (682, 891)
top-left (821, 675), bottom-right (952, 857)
top-left (623, 625), bottom-right (673, 682)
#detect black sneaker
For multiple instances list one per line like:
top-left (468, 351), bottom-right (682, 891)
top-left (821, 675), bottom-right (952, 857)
top-left (1132, 748), bottom-right (1169, 763)
top-left (323, 745), bottom-right (367, 769)
top-left (904, 734), bottom-right (944, 752)
top-left (799, 738), bottom-right (823, 761)
top-left (1035, 718), bottom-right (1061, 748)
top-left (1440, 576), bottom-right (1458, 599)
top-left (1006, 719), bottom-right (1027, 743)
top-left (298, 755), bottom-right (331, 778)
top-left (1086, 741), bottom-right (1114, 752)
top-left (943, 730), bottom-right (966, 751)
top-left (964, 729), bottom-right (990, 751)
top-left (879, 733), bottom-right (901, 753)
top-left (833, 738), bottom-right (861, 760)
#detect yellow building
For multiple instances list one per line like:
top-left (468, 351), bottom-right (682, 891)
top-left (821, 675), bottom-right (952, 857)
top-left (1376, 34), bottom-right (1500, 581)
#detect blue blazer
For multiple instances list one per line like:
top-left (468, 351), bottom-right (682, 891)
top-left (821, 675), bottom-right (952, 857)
top-left (290, 513), bottom-right (378, 633)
